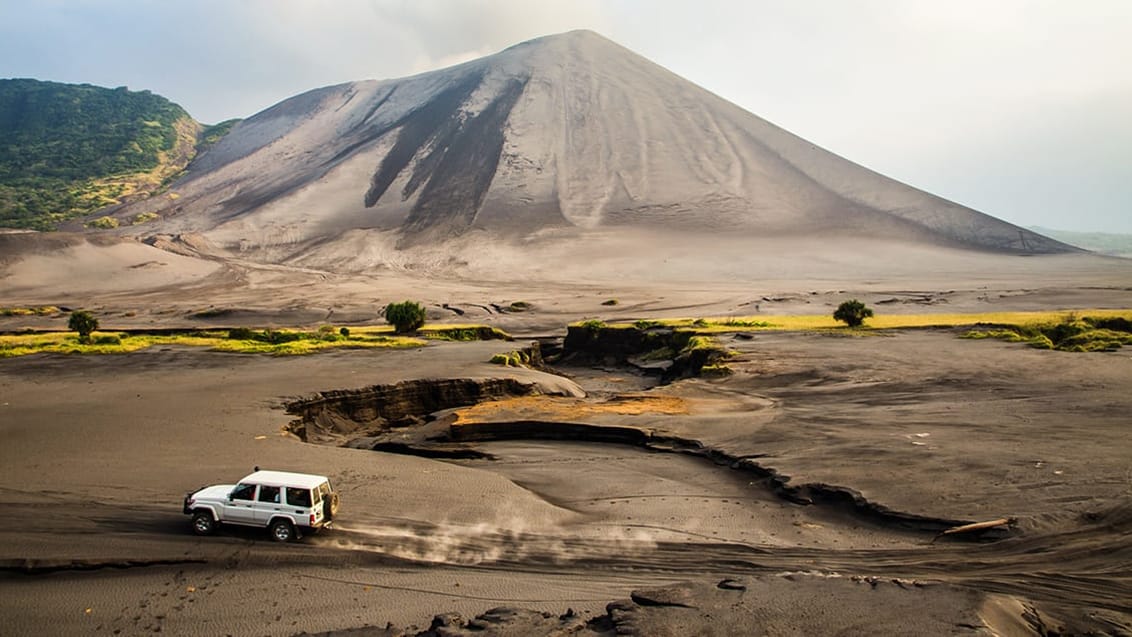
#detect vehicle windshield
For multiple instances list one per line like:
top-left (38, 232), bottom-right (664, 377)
top-left (230, 483), bottom-right (257, 501)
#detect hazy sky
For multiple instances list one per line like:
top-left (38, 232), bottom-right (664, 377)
top-left (1, 0), bottom-right (1129, 233)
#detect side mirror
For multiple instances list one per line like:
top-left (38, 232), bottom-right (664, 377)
top-left (227, 494), bottom-right (234, 501)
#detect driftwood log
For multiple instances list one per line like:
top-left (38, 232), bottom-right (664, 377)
top-left (931, 517), bottom-right (1016, 543)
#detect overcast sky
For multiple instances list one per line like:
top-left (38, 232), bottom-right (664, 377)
top-left (1, 0), bottom-right (1129, 233)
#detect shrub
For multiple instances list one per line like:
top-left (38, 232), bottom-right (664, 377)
top-left (92, 334), bottom-right (120, 345)
top-left (1085, 316), bottom-right (1132, 332)
top-left (339, 327), bottom-right (350, 338)
top-left (579, 319), bottom-right (606, 332)
top-left (67, 310), bottom-right (98, 343)
top-left (602, 299), bottom-right (619, 306)
top-left (262, 329), bottom-right (304, 344)
top-left (508, 301), bottom-right (532, 312)
top-left (634, 320), bottom-right (662, 330)
top-left (317, 325), bottom-right (340, 341)
top-left (86, 215), bottom-right (119, 229)
top-left (833, 299), bottom-right (874, 327)
top-left (227, 327), bottom-right (256, 340)
top-left (1044, 319), bottom-right (1088, 344)
top-left (384, 301), bottom-right (426, 333)
top-left (489, 351), bottom-right (528, 367)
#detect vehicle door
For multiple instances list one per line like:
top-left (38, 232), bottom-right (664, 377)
top-left (225, 483), bottom-right (259, 525)
top-left (285, 486), bottom-right (313, 523)
top-left (254, 485), bottom-right (283, 524)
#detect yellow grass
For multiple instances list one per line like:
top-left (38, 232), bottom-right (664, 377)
top-left (0, 306), bottom-right (62, 317)
top-left (0, 321), bottom-right (508, 358)
top-left (603, 309), bottom-right (1132, 333)
top-left (0, 331), bottom-right (424, 358)
top-left (348, 322), bottom-right (508, 334)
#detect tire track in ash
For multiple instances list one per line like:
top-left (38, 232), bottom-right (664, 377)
top-left (322, 438), bottom-right (1132, 616)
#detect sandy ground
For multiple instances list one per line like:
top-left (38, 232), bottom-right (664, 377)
top-left (2, 230), bottom-right (1131, 635)
top-left (1, 315), bottom-right (1130, 634)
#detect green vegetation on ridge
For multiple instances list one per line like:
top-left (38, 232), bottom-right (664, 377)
top-left (0, 79), bottom-right (238, 230)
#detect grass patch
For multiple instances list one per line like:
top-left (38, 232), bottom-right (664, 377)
top-left (962, 312), bottom-right (1132, 352)
top-left (489, 350), bottom-right (528, 367)
top-left (0, 306), bottom-right (62, 317)
top-left (577, 319), bottom-right (608, 331)
top-left (0, 321), bottom-right (508, 358)
top-left (680, 335), bottom-right (720, 353)
top-left (701, 363), bottom-right (733, 377)
top-left (419, 325), bottom-right (511, 341)
top-left (639, 346), bottom-right (675, 361)
top-left (0, 329), bottom-right (424, 358)
top-left (580, 309), bottom-right (1132, 357)
top-left (598, 309), bottom-right (1132, 333)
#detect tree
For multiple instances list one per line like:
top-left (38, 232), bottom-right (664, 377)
top-left (68, 310), bottom-right (98, 343)
top-left (833, 299), bottom-right (873, 328)
top-left (384, 301), bottom-right (426, 333)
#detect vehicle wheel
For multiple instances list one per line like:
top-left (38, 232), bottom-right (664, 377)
top-left (269, 519), bottom-right (295, 543)
top-left (191, 510), bottom-right (216, 536)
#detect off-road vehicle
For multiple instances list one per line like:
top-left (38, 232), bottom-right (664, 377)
top-left (183, 469), bottom-right (339, 542)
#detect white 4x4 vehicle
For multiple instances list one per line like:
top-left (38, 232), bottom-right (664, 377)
top-left (183, 469), bottom-right (340, 542)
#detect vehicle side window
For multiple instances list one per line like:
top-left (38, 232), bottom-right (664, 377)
top-left (258, 485), bottom-right (280, 503)
top-left (231, 483), bottom-right (257, 501)
top-left (286, 487), bottom-right (311, 507)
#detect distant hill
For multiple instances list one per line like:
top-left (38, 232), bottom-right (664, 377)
top-left (0, 79), bottom-right (236, 230)
top-left (1030, 227), bottom-right (1132, 258)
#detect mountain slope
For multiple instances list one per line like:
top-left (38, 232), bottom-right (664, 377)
top-left (109, 30), bottom-right (1070, 262)
top-left (0, 79), bottom-right (224, 230)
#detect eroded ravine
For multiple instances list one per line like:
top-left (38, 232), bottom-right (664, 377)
top-left (282, 346), bottom-right (1132, 626)
top-left (285, 375), bottom-right (997, 538)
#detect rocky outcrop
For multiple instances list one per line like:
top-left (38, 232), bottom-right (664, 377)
top-left (285, 378), bottom-right (540, 443)
top-left (561, 323), bottom-right (731, 379)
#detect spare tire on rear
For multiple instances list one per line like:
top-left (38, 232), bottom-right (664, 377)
top-left (323, 492), bottom-right (340, 521)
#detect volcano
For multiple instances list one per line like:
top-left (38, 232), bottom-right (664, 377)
top-left (107, 29), bottom-right (1067, 263)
